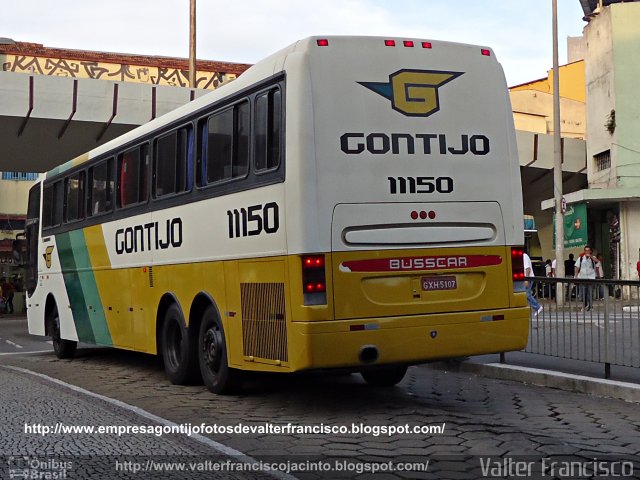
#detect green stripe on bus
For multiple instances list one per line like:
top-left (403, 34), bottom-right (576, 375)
top-left (57, 231), bottom-right (113, 346)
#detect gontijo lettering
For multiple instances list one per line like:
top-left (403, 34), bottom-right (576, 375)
top-left (340, 133), bottom-right (489, 156)
top-left (115, 218), bottom-right (183, 254)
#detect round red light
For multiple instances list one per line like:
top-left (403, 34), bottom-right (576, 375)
top-left (419, 211), bottom-right (427, 220)
top-left (428, 210), bottom-right (436, 219)
top-left (410, 211), bottom-right (419, 220)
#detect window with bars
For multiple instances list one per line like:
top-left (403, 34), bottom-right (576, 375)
top-left (2, 171), bottom-right (39, 181)
top-left (594, 150), bottom-right (611, 171)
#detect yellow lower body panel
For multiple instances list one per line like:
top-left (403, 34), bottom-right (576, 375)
top-left (287, 307), bottom-right (530, 371)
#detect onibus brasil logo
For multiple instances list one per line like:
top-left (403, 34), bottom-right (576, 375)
top-left (358, 69), bottom-right (463, 117)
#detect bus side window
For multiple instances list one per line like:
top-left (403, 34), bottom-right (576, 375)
top-left (64, 171), bottom-right (85, 222)
top-left (42, 184), bottom-right (55, 228)
top-left (89, 159), bottom-right (113, 215)
top-left (118, 144), bottom-right (149, 207)
top-left (154, 126), bottom-right (192, 198)
top-left (43, 180), bottom-right (64, 228)
top-left (255, 87), bottom-right (282, 172)
top-left (205, 101), bottom-right (249, 184)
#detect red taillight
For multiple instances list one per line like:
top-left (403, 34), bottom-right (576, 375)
top-left (316, 39), bottom-right (329, 47)
top-left (422, 41), bottom-right (432, 49)
top-left (403, 40), bottom-right (414, 47)
top-left (511, 247), bottom-right (525, 281)
top-left (302, 255), bottom-right (327, 305)
top-left (384, 39), bottom-right (396, 47)
top-left (481, 48), bottom-right (491, 56)
top-left (303, 256), bottom-right (324, 268)
top-left (305, 282), bottom-right (326, 293)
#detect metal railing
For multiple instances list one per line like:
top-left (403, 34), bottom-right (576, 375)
top-left (518, 276), bottom-right (640, 378)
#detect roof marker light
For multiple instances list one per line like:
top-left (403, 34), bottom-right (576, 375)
top-left (481, 48), bottom-right (491, 56)
top-left (403, 40), bottom-right (414, 47)
top-left (422, 41), bottom-right (433, 49)
top-left (384, 39), bottom-right (396, 47)
top-left (316, 39), bottom-right (329, 47)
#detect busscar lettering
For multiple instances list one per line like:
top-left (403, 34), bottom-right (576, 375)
top-left (115, 218), bottom-right (183, 254)
top-left (340, 132), bottom-right (490, 156)
top-left (389, 257), bottom-right (468, 270)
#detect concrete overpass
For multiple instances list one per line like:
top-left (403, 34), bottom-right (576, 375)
top-left (0, 39), bottom-right (250, 172)
top-left (0, 71), bottom-right (209, 172)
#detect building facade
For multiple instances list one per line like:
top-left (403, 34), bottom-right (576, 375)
top-left (558, 1), bottom-right (640, 281)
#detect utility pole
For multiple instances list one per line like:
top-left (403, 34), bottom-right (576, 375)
top-left (552, 0), bottom-right (565, 305)
top-left (189, 0), bottom-right (197, 88)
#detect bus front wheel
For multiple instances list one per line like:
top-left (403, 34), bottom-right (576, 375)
top-left (161, 304), bottom-right (199, 385)
top-left (198, 306), bottom-right (242, 395)
top-left (48, 304), bottom-right (77, 359)
top-left (360, 365), bottom-right (408, 387)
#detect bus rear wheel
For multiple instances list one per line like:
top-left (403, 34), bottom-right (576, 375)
top-left (48, 304), bottom-right (77, 359)
top-left (198, 306), bottom-right (242, 395)
top-left (161, 304), bottom-right (199, 385)
top-left (360, 365), bottom-right (408, 387)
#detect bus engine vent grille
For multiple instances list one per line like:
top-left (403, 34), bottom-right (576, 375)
top-left (240, 282), bottom-right (288, 362)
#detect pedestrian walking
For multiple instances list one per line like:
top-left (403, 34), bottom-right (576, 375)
top-left (524, 252), bottom-right (542, 316)
top-left (1, 278), bottom-right (14, 314)
top-left (574, 246), bottom-right (601, 311)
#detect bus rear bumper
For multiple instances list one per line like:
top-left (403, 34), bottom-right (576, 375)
top-left (288, 307), bottom-right (530, 371)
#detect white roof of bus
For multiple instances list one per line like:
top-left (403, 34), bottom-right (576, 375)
top-left (48, 35), bottom-right (496, 176)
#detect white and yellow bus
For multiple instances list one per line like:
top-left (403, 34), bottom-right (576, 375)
top-left (25, 36), bottom-right (528, 394)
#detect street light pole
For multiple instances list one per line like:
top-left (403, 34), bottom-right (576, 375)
top-left (189, 0), bottom-right (197, 89)
top-left (552, 0), bottom-right (565, 304)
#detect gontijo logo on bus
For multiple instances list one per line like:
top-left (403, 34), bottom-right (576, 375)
top-left (339, 255), bottom-right (502, 272)
top-left (359, 69), bottom-right (463, 117)
top-left (43, 246), bottom-right (54, 268)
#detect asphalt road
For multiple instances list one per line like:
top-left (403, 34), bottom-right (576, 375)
top-left (1, 315), bottom-right (640, 479)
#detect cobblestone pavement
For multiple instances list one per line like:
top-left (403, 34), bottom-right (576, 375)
top-left (0, 364), bottom-right (275, 480)
top-left (2, 342), bottom-right (640, 479)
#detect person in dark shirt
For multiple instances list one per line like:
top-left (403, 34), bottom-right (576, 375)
top-left (564, 253), bottom-right (576, 299)
top-left (1, 278), bottom-right (14, 314)
top-left (564, 253), bottom-right (575, 277)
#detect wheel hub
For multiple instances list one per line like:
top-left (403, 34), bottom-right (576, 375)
top-left (203, 328), bottom-right (222, 371)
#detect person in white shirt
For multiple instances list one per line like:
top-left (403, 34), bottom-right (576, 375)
top-left (574, 245), bottom-right (601, 311)
top-left (523, 252), bottom-right (542, 316)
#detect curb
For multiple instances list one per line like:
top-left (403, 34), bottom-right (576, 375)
top-left (429, 361), bottom-right (640, 403)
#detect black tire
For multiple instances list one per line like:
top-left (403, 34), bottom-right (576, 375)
top-left (360, 365), bottom-right (408, 387)
top-left (48, 304), bottom-right (77, 359)
top-left (161, 303), bottom-right (199, 385)
top-left (198, 305), bottom-right (242, 394)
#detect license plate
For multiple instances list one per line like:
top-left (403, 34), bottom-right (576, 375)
top-left (421, 276), bottom-right (457, 291)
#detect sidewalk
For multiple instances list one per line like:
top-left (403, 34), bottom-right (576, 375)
top-left (429, 350), bottom-right (640, 403)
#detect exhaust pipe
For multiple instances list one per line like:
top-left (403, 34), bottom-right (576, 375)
top-left (359, 345), bottom-right (379, 364)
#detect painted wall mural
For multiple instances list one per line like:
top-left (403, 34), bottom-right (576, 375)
top-left (2, 54), bottom-right (237, 89)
